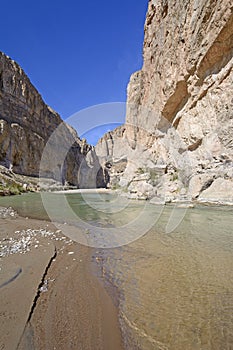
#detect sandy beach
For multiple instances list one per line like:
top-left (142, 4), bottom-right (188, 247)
top-left (0, 210), bottom-right (123, 350)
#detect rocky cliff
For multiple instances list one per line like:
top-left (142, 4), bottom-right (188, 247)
top-left (0, 52), bottom-right (105, 189)
top-left (96, 0), bottom-right (233, 204)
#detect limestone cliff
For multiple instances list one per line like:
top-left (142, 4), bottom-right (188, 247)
top-left (0, 52), bottom-right (105, 189)
top-left (96, 0), bottom-right (233, 204)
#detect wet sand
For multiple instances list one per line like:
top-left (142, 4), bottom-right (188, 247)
top-left (0, 215), bottom-right (123, 350)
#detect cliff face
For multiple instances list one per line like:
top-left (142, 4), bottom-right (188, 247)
top-left (96, 0), bottom-right (233, 203)
top-left (0, 52), bottom-right (105, 188)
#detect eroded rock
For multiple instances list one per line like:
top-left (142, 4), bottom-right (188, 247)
top-left (0, 52), bottom-right (106, 188)
top-left (96, 0), bottom-right (233, 203)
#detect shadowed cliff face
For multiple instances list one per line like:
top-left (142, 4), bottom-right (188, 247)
top-left (0, 52), bottom-right (105, 188)
top-left (96, 0), bottom-right (233, 203)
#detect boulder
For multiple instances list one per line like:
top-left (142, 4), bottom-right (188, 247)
top-left (198, 178), bottom-right (233, 204)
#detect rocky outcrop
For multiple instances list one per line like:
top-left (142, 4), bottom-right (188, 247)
top-left (96, 0), bottom-right (233, 203)
top-left (198, 178), bottom-right (233, 204)
top-left (0, 52), bottom-right (105, 188)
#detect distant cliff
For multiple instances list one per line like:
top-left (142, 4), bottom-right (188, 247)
top-left (0, 52), bottom-right (106, 189)
top-left (96, 0), bottom-right (233, 204)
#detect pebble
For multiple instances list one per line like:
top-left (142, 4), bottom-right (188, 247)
top-left (0, 207), bottom-right (17, 219)
top-left (40, 285), bottom-right (48, 293)
top-left (0, 227), bottom-right (74, 258)
top-left (0, 208), bottom-right (75, 258)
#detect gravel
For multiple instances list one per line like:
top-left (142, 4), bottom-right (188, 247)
top-left (0, 207), bottom-right (18, 219)
top-left (0, 228), bottom-right (73, 258)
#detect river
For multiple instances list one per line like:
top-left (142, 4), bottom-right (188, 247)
top-left (0, 192), bottom-right (232, 349)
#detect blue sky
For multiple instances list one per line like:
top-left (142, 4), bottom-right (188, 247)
top-left (82, 123), bottom-right (122, 145)
top-left (0, 0), bottom-right (148, 144)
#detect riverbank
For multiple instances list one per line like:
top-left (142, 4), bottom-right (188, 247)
top-left (53, 188), bottom-right (112, 194)
top-left (1, 162), bottom-right (232, 207)
top-left (0, 210), bottom-right (123, 350)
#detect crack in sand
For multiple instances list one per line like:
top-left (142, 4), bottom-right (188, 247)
top-left (16, 248), bottom-right (57, 350)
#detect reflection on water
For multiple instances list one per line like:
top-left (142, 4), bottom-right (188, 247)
top-left (0, 192), bottom-right (144, 226)
top-left (0, 193), bottom-right (233, 349)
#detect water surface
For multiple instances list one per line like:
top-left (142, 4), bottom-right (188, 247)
top-left (0, 193), bottom-right (232, 349)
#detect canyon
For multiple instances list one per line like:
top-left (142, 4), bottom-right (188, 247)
top-left (96, 0), bottom-right (233, 204)
top-left (0, 52), bottom-right (106, 192)
top-left (0, 0), bottom-right (232, 204)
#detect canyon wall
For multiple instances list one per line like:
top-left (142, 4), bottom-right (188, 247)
top-left (0, 52), bottom-right (105, 188)
top-left (96, 0), bottom-right (233, 204)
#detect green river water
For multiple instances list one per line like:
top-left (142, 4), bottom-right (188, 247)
top-left (0, 192), bottom-right (232, 350)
